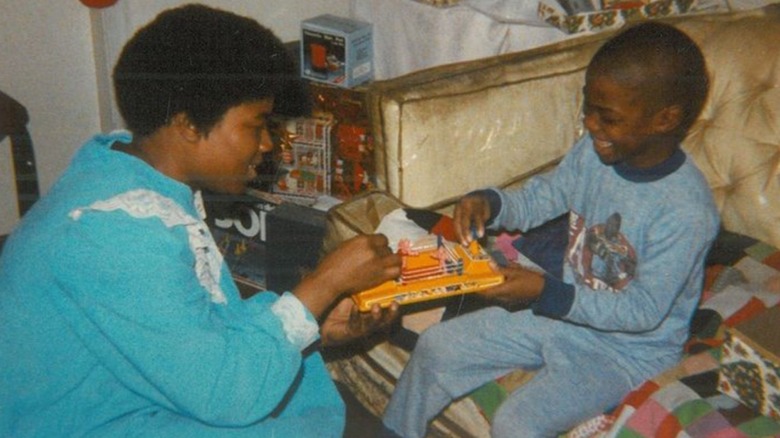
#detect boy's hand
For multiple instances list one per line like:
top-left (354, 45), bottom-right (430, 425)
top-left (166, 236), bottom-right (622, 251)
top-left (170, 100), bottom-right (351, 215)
top-left (479, 264), bottom-right (544, 306)
top-left (320, 299), bottom-right (399, 347)
top-left (453, 193), bottom-right (492, 245)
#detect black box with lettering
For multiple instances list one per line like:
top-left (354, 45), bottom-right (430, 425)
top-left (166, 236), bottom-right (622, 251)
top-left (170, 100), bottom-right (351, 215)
top-left (265, 202), bottom-right (327, 293)
top-left (202, 192), bottom-right (275, 297)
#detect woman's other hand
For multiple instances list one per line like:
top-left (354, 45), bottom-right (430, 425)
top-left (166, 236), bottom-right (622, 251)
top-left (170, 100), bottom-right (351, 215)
top-left (320, 299), bottom-right (399, 347)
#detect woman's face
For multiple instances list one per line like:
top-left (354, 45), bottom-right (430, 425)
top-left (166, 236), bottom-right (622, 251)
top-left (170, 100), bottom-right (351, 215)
top-left (189, 99), bottom-right (274, 194)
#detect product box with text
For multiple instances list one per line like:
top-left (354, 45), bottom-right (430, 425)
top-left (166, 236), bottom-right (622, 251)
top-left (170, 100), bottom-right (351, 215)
top-left (301, 14), bottom-right (373, 88)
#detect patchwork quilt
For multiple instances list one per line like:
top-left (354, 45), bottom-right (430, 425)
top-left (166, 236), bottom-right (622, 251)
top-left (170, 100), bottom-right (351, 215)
top-left (569, 235), bottom-right (780, 438)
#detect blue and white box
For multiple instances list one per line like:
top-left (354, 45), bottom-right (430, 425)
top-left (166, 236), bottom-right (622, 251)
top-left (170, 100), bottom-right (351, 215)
top-left (301, 14), bottom-right (373, 88)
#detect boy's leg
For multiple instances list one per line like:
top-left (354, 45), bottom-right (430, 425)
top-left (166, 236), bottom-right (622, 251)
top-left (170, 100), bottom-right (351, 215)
top-left (382, 307), bottom-right (547, 438)
top-left (490, 337), bottom-right (640, 438)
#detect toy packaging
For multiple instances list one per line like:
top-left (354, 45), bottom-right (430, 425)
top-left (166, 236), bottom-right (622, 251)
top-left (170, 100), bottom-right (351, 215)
top-left (272, 116), bottom-right (333, 203)
top-left (310, 82), bottom-right (375, 200)
top-left (252, 82), bottom-right (375, 204)
top-left (719, 305), bottom-right (780, 420)
top-left (301, 14), bottom-right (373, 88)
top-left (265, 202), bottom-right (327, 293)
top-left (201, 192), bottom-right (276, 296)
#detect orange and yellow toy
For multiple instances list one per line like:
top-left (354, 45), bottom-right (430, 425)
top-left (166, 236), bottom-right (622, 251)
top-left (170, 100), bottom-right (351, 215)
top-left (352, 235), bottom-right (504, 311)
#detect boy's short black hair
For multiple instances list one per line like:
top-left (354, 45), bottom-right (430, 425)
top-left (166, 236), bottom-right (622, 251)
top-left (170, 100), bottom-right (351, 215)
top-left (113, 4), bottom-right (310, 137)
top-left (587, 21), bottom-right (709, 140)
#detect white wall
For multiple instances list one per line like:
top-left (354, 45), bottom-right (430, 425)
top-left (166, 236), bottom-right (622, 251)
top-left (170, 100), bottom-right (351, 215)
top-left (0, 1), bottom-right (98, 235)
top-left (0, 0), bottom-right (350, 235)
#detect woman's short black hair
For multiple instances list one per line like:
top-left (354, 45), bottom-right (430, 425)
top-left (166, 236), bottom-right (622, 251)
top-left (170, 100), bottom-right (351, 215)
top-left (587, 21), bottom-right (709, 140)
top-left (113, 4), bottom-right (310, 137)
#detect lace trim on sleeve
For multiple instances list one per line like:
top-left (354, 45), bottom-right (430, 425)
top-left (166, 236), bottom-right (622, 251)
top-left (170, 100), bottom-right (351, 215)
top-left (69, 189), bottom-right (227, 304)
top-left (270, 292), bottom-right (320, 350)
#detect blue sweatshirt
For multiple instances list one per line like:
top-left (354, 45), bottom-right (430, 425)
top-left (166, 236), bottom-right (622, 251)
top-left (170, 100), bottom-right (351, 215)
top-left (486, 134), bottom-right (719, 363)
top-left (0, 132), bottom-right (344, 437)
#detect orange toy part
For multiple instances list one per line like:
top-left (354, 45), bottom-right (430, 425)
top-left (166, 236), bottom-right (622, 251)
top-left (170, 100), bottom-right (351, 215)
top-left (352, 236), bottom-right (504, 311)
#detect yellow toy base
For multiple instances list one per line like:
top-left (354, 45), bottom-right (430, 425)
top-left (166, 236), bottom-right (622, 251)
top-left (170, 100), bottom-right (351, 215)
top-left (352, 236), bottom-right (504, 311)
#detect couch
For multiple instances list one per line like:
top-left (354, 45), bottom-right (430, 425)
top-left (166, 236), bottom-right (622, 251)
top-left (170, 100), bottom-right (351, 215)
top-left (323, 5), bottom-right (780, 437)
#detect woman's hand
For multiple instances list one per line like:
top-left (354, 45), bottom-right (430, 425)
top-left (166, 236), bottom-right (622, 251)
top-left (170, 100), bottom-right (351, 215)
top-left (479, 263), bottom-right (545, 306)
top-left (453, 193), bottom-right (492, 245)
top-left (293, 234), bottom-right (402, 319)
top-left (320, 298), bottom-right (399, 347)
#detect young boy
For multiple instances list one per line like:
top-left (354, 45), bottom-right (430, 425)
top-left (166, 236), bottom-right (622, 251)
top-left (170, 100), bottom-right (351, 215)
top-left (0, 5), bottom-right (401, 437)
top-left (382, 22), bottom-right (719, 437)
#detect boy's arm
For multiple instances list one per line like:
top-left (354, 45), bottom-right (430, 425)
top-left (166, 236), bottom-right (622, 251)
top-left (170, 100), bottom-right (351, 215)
top-left (455, 136), bottom-right (592, 242)
top-left (489, 137), bottom-right (589, 233)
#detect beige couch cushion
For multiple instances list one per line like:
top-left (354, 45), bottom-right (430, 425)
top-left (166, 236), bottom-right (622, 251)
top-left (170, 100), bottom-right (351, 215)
top-left (366, 6), bottom-right (780, 247)
top-left (681, 9), bottom-right (780, 248)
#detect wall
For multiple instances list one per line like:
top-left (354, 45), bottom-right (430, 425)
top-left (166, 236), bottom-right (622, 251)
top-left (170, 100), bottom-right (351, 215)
top-left (0, 0), bottom-right (350, 235)
top-left (0, 1), bottom-right (98, 235)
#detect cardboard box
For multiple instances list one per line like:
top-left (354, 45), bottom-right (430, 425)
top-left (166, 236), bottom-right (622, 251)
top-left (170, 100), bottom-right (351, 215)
top-left (202, 192), bottom-right (277, 296)
top-left (273, 117), bottom-right (334, 202)
top-left (301, 14), bottom-right (373, 88)
top-left (719, 305), bottom-right (780, 420)
top-left (332, 123), bottom-right (375, 200)
top-left (309, 82), bottom-right (376, 200)
top-left (265, 203), bottom-right (327, 293)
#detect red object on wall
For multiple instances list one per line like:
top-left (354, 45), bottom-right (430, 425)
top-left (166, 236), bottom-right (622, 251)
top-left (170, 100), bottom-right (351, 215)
top-left (79, 0), bottom-right (119, 8)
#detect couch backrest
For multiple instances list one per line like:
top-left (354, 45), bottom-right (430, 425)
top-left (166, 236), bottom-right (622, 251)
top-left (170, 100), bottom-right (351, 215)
top-left (678, 8), bottom-right (780, 248)
top-left (366, 6), bottom-right (780, 248)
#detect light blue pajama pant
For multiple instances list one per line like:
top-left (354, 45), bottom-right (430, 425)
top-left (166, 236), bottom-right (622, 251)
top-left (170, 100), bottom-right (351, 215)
top-left (382, 306), bottom-right (676, 438)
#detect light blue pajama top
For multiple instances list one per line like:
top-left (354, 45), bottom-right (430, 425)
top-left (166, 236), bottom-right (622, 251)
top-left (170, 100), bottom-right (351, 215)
top-left (0, 131), bottom-right (344, 437)
top-left (488, 135), bottom-right (720, 368)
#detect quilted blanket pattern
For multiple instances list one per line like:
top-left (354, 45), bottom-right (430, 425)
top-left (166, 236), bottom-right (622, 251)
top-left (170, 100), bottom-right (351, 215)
top-left (568, 235), bottom-right (780, 438)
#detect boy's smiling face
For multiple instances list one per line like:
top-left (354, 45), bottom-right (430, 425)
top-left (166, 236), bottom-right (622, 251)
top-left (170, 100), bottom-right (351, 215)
top-left (582, 74), bottom-right (676, 168)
